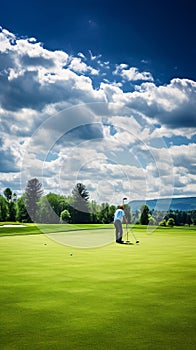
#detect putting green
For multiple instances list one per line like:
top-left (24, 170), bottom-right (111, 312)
top-left (46, 227), bottom-right (115, 248)
top-left (0, 228), bottom-right (195, 350)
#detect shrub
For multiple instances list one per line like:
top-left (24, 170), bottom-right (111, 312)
top-left (159, 219), bottom-right (166, 226)
top-left (60, 209), bottom-right (71, 223)
top-left (167, 217), bottom-right (175, 227)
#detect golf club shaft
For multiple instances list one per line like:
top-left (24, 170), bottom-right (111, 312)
top-left (128, 224), bottom-right (139, 243)
top-left (125, 223), bottom-right (129, 241)
top-left (131, 231), bottom-right (138, 243)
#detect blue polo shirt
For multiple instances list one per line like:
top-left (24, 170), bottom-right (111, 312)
top-left (114, 209), bottom-right (125, 223)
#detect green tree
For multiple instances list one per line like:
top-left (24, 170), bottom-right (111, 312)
top-left (3, 188), bottom-right (12, 202)
top-left (3, 188), bottom-right (16, 221)
top-left (60, 209), bottom-right (71, 223)
top-left (99, 203), bottom-right (110, 223)
top-left (186, 214), bottom-right (192, 227)
top-left (0, 195), bottom-right (9, 221)
top-left (37, 194), bottom-right (72, 223)
top-left (108, 205), bottom-right (116, 223)
top-left (191, 210), bottom-right (196, 225)
top-left (71, 183), bottom-right (90, 223)
top-left (89, 200), bottom-right (100, 223)
top-left (46, 193), bottom-right (63, 217)
top-left (140, 205), bottom-right (150, 225)
top-left (46, 193), bottom-right (71, 217)
top-left (16, 195), bottom-right (29, 222)
top-left (167, 217), bottom-right (175, 227)
top-left (159, 219), bottom-right (166, 226)
top-left (9, 202), bottom-right (16, 221)
top-left (25, 178), bottom-right (43, 222)
top-left (37, 196), bottom-right (59, 223)
top-left (88, 202), bottom-right (116, 224)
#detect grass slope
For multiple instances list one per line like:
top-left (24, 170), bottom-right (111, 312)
top-left (0, 227), bottom-right (195, 350)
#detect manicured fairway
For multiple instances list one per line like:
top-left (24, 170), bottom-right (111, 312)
top-left (0, 227), bottom-right (195, 350)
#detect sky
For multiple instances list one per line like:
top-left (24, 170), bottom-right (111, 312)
top-left (0, 0), bottom-right (195, 207)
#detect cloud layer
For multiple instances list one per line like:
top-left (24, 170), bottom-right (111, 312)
top-left (0, 27), bottom-right (195, 204)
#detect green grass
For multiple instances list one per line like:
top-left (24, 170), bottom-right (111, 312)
top-left (0, 226), bottom-right (195, 349)
top-left (0, 222), bottom-right (113, 237)
top-left (0, 221), bottom-right (195, 238)
top-left (0, 223), bottom-right (42, 236)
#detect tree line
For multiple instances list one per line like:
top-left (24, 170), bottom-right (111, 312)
top-left (0, 179), bottom-right (117, 224)
top-left (131, 205), bottom-right (196, 226)
top-left (0, 178), bottom-right (196, 226)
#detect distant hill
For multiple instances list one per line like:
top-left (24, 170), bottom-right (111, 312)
top-left (129, 197), bottom-right (196, 212)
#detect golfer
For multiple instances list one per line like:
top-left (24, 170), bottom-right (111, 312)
top-left (114, 205), bottom-right (127, 244)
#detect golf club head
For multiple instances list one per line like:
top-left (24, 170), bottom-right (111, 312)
top-left (126, 241), bottom-right (134, 245)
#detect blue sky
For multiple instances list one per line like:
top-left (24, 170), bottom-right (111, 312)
top-left (0, 0), bottom-right (195, 205)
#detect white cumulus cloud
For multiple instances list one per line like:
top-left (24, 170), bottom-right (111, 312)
top-left (113, 64), bottom-right (154, 81)
top-left (0, 27), bottom-right (195, 202)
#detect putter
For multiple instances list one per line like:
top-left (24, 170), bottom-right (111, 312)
top-left (131, 230), bottom-right (139, 244)
top-left (123, 197), bottom-right (139, 244)
top-left (125, 223), bottom-right (134, 245)
top-left (126, 223), bottom-right (130, 244)
top-left (126, 223), bottom-right (139, 244)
